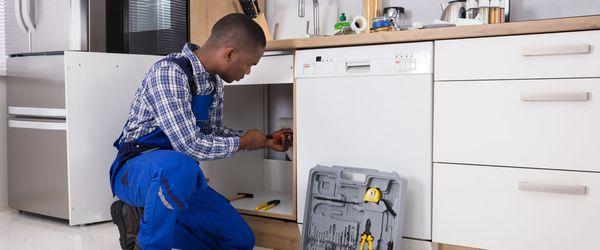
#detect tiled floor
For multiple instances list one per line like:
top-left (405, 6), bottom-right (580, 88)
top-left (0, 209), bottom-right (119, 250)
top-left (0, 208), bottom-right (270, 250)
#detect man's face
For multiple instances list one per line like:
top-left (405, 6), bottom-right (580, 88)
top-left (219, 47), bottom-right (264, 83)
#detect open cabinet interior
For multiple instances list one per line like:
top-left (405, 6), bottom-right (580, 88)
top-left (201, 83), bottom-right (295, 220)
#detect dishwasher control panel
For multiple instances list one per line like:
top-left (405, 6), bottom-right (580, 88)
top-left (394, 53), bottom-right (418, 73)
top-left (295, 42), bottom-right (433, 78)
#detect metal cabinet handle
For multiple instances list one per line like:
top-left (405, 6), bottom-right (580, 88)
top-left (9, 120), bottom-right (67, 131)
top-left (518, 181), bottom-right (587, 196)
top-left (9, 106), bottom-right (67, 118)
top-left (521, 44), bottom-right (591, 57)
top-left (21, 0), bottom-right (35, 32)
top-left (520, 92), bottom-right (590, 102)
top-left (14, 0), bottom-right (28, 34)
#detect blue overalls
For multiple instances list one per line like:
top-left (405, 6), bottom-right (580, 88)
top-left (109, 57), bottom-right (255, 250)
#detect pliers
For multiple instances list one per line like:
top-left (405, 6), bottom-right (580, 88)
top-left (358, 219), bottom-right (374, 250)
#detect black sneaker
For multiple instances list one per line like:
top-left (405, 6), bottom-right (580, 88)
top-left (110, 200), bottom-right (144, 250)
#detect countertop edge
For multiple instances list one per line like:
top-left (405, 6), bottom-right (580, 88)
top-left (265, 15), bottom-right (600, 51)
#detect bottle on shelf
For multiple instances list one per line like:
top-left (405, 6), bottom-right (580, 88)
top-left (334, 13), bottom-right (350, 32)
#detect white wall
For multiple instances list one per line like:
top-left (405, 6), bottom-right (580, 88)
top-left (0, 77), bottom-right (6, 204)
top-left (266, 0), bottom-right (600, 39)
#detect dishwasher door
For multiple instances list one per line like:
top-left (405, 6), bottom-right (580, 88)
top-left (296, 74), bottom-right (433, 240)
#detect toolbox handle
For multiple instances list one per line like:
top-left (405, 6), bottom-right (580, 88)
top-left (340, 168), bottom-right (367, 183)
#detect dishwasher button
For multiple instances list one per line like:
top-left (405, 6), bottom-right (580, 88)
top-left (303, 63), bottom-right (316, 75)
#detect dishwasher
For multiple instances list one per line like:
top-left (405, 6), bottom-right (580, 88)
top-left (295, 42), bottom-right (434, 242)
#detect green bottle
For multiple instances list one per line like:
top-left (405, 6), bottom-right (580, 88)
top-left (335, 13), bottom-right (350, 31)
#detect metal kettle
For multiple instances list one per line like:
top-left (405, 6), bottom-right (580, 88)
top-left (440, 0), bottom-right (467, 23)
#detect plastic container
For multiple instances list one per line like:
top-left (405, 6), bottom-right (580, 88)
top-left (466, 0), bottom-right (479, 19)
top-left (478, 0), bottom-right (491, 24)
top-left (372, 17), bottom-right (392, 32)
top-left (335, 13), bottom-right (351, 31)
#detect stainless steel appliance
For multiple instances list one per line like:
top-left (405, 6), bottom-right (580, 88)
top-left (6, 0), bottom-right (106, 224)
top-left (440, 0), bottom-right (467, 23)
top-left (106, 0), bottom-right (188, 55)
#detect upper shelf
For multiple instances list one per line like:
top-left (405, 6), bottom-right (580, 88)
top-left (266, 15), bottom-right (600, 51)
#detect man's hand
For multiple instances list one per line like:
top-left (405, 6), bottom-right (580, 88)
top-left (266, 128), bottom-right (293, 152)
top-left (239, 129), bottom-right (266, 151)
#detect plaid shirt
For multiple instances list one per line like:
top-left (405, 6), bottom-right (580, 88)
top-left (118, 43), bottom-right (244, 161)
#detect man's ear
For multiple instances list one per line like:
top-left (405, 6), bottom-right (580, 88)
top-left (224, 47), bottom-right (235, 62)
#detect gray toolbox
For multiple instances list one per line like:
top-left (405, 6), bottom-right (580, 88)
top-left (301, 165), bottom-right (407, 250)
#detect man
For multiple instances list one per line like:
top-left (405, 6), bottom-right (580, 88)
top-left (109, 13), bottom-right (292, 250)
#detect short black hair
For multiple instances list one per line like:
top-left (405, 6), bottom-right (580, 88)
top-left (207, 13), bottom-right (266, 50)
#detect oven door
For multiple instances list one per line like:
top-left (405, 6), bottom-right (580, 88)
top-left (107, 0), bottom-right (189, 55)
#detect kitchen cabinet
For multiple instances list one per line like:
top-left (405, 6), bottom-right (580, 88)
top-left (61, 52), bottom-right (161, 225)
top-left (60, 52), bottom-right (295, 225)
top-left (432, 30), bottom-right (600, 250)
top-left (202, 53), bottom-right (296, 220)
top-left (433, 163), bottom-right (600, 250)
top-left (190, 0), bottom-right (266, 46)
top-left (434, 78), bottom-right (600, 172)
top-left (435, 30), bottom-right (600, 81)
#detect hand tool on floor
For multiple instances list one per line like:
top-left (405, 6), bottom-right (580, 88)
top-left (226, 193), bottom-right (254, 202)
top-left (358, 219), bottom-right (374, 250)
top-left (255, 199), bottom-right (280, 211)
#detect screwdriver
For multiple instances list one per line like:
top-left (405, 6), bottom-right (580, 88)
top-left (254, 199), bottom-right (280, 211)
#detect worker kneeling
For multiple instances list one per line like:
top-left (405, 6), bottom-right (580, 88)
top-left (108, 13), bottom-right (292, 250)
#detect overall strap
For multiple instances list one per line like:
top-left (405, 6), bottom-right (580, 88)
top-left (161, 56), bottom-right (197, 96)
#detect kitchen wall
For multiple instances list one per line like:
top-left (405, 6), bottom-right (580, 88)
top-left (0, 77), bottom-right (6, 205)
top-left (510, 0), bottom-right (600, 21)
top-left (266, 0), bottom-right (600, 39)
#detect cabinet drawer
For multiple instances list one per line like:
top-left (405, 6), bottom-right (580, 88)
top-left (435, 30), bottom-right (600, 81)
top-left (434, 78), bottom-right (600, 172)
top-left (7, 55), bottom-right (66, 110)
top-left (433, 163), bottom-right (600, 250)
top-left (232, 54), bottom-right (293, 85)
top-left (8, 119), bottom-right (69, 219)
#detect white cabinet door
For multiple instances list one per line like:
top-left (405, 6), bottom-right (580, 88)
top-left (434, 78), bottom-right (600, 172)
top-left (435, 30), bottom-right (600, 81)
top-left (296, 74), bottom-right (433, 240)
top-left (64, 52), bottom-right (161, 225)
top-left (433, 163), bottom-right (600, 250)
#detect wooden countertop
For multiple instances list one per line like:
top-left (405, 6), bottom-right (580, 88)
top-left (266, 15), bottom-right (600, 51)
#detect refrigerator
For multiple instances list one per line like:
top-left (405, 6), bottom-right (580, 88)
top-left (5, 0), bottom-right (107, 225)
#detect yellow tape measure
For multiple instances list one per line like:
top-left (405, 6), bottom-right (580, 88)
top-left (363, 187), bottom-right (382, 203)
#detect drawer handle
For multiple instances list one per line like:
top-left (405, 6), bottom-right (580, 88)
top-left (9, 120), bottom-right (67, 131)
top-left (521, 44), bottom-right (591, 56)
top-left (520, 92), bottom-right (590, 102)
top-left (518, 181), bottom-right (587, 196)
top-left (9, 106), bottom-right (67, 118)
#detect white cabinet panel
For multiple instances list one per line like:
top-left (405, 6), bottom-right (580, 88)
top-left (434, 78), bottom-right (600, 172)
top-left (231, 55), bottom-right (293, 85)
top-left (435, 30), bottom-right (600, 81)
top-left (65, 51), bottom-right (161, 225)
top-left (433, 163), bottom-right (600, 250)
